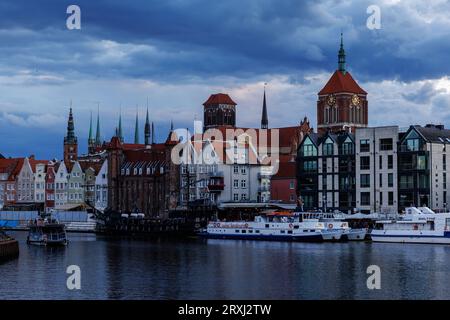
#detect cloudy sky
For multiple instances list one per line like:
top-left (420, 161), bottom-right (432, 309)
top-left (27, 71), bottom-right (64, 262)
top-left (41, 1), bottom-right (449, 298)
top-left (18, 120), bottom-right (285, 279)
top-left (1, 0), bottom-right (450, 159)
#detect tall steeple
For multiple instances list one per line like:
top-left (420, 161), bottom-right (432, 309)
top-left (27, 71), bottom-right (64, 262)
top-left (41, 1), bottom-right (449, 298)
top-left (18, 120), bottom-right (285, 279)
top-left (95, 104), bottom-right (101, 146)
top-left (134, 107), bottom-right (139, 144)
top-left (88, 111), bottom-right (94, 146)
top-left (261, 84), bottom-right (268, 129)
top-left (170, 119), bottom-right (174, 131)
top-left (64, 102), bottom-right (78, 164)
top-left (118, 110), bottom-right (123, 143)
top-left (65, 104), bottom-right (76, 144)
top-left (145, 107), bottom-right (151, 146)
top-left (338, 32), bottom-right (346, 74)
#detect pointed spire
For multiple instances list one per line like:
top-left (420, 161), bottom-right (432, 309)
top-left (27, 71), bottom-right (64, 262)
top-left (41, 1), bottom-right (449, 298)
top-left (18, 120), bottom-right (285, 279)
top-left (170, 119), bottom-right (174, 131)
top-left (95, 103), bottom-right (101, 146)
top-left (145, 106), bottom-right (151, 145)
top-left (151, 122), bottom-right (155, 144)
top-left (88, 111), bottom-right (94, 144)
top-left (134, 107), bottom-right (139, 144)
top-left (261, 83), bottom-right (268, 129)
top-left (65, 102), bottom-right (77, 144)
top-left (338, 32), bottom-right (346, 74)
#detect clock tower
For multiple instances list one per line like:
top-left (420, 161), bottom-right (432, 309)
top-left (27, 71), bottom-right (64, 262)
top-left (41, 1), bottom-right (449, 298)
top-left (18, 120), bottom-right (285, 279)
top-left (317, 34), bottom-right (367, 134)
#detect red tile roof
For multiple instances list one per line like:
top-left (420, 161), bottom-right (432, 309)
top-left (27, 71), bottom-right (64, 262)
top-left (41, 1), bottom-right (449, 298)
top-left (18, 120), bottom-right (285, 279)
top-left (0, 158), bottom-right (24, 180)
top-left (318, 70), bottom-right (367, 95)
top-left (29, 159), bottom-right (49, 173)
top-left (212, 124), bottom-right (311, 150)
top-left (203, 93), bottom-right (237, 106)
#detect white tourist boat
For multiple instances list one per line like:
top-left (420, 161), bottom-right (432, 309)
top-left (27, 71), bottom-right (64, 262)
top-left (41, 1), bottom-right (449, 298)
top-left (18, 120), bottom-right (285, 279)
top-left (371, 207), bottom-right (450, 244)
top-left (300, 212), bottom-right (350, 241)
top-left (202, 212), bottom-right (325, 242)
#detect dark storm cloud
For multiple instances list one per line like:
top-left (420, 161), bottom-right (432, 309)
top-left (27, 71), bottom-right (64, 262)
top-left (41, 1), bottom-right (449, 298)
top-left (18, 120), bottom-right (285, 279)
top-left (2, 0), bottom-right (448, 83)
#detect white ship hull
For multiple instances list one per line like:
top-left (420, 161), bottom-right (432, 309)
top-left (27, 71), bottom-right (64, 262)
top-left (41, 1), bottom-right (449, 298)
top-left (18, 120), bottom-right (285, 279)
top-left (347, 228), bottom-right (367, 241)
top-left (321, 230), bottom-right (343, 241)
top-left (371, 230), bottom-right (450, 244)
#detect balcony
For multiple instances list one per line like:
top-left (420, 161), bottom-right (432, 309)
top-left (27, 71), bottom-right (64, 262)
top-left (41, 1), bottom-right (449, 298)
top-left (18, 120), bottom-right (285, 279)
top-left (399, 145), bottom-right (427, 152)
top-left (208, 183), bottom-right (225, 192)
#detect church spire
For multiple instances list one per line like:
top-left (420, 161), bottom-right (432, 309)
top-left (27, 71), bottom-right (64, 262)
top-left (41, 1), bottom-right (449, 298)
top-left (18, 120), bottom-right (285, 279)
top-left (88, 111), bottom-right (94, 146)
top-left (134, 107), bottom-right (139, 144)
top-left (65, 102), bottom-right (76, 143)
top-left (338, 32), bottom-right (346, 74)
top-left (118, 110), bottom-right (123, 143)
top-left (261, 84), bottom-right (268, 129)
top-left (145, 106), bottom-right (151, 145)
top-left (95, 104), bottom-right (101, 146)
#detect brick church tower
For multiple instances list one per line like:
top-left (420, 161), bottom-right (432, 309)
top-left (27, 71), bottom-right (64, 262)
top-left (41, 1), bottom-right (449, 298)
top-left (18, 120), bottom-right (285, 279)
top-left (64, 107), bottom-right (78, 165)
top-left (203, 93), bottom-right (237, 131)
top-left (317, 34), bottom-right (368, 134)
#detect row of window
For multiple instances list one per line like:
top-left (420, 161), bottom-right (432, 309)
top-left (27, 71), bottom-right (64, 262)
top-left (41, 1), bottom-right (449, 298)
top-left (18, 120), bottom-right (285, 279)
top-left (122, 166), bottom-right (164, 176)
top-left (360, 192), bottom-right (394, 206)
top-left (301, 138), bottom-right (355, 157)
top-left (359, 155), bottom-right (394, 170)
top-left (360, 174), bottom-right (394, 188)
top-left (360, 138), bottom-right (393, 152)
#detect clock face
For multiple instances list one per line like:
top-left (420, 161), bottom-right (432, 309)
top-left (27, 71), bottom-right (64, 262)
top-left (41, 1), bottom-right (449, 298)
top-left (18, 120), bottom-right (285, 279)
top-left (351, 94), bottom-right (360, 106)
top-left (326, 94), bottom-right (335, 106)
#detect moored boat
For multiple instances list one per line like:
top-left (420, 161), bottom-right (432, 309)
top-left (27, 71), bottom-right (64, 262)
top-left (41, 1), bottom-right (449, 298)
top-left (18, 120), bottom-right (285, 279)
top-left (346, 228), bottom-right (368, 241)
top-left (371, 207), bottom-right (450, 244)
top-left (298, 212), bottom-right (350, 241)
top-left (27, 217), bottom-right (67, 246)
top-left (201, 212), bottom-right (325, 242)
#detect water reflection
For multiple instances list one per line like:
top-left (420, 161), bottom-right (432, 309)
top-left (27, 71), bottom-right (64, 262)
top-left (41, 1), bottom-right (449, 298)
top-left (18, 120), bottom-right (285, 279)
top-left (1, 232), bottom-right (450, 299)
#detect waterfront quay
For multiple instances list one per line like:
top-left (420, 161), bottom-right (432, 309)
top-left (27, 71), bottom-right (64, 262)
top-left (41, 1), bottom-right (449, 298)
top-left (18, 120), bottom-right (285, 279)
top-left (1, 230), bottom-right (450, 300)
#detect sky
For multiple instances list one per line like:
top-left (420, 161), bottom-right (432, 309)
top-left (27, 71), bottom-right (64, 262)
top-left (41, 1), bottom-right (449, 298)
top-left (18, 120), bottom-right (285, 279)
top-left (1, 0), bottom-right (450, 159)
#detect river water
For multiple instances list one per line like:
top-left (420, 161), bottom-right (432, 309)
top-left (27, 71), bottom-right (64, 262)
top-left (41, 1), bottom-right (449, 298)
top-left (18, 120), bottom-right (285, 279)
top-left (1, 231), bottom-right (450, 300)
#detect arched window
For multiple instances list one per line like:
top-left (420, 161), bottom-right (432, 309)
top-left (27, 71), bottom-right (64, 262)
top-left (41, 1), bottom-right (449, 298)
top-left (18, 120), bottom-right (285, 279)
top-left (333, 106), bottom-right (338, 123)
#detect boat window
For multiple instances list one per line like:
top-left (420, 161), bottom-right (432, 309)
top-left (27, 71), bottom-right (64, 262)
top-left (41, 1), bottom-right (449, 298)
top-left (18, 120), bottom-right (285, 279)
top-left (294, 225), bottom-right (299, 229)
top-left (248, 230), bottom-right (253, 233)
top-left (241, 230), bottom-right (246, 233)
top-left (255, 230), bottom-right (260, 233)
top-left (288, 230), bottom-right (293, 234)
top-left (235, 230), bottom-right (239, 233)
top-left (280, 230), bottom-right (285, 234)
top-left (310, 230), bottom-right (315, 232)
top-left (265, 224), bottom-right (269, 228)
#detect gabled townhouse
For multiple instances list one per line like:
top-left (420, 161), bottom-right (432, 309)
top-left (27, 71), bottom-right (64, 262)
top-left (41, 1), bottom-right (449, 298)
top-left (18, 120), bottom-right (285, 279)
top-left (16, 157), bottom-right (35, 203)
top-left (94, 159), bottom-right (108, 211)
top-left (55, 161), bottom-right (69, 209)
top-left (177, 130), bottom-right (274, 208)
top-left (0, 158), bottom-right (23, 208)
top-left (45, 161), bottom-right (56, 212)
top-left (67, 161), bottom-right (84, 205)
top-left (33, 162), bottom-right (47, 203)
